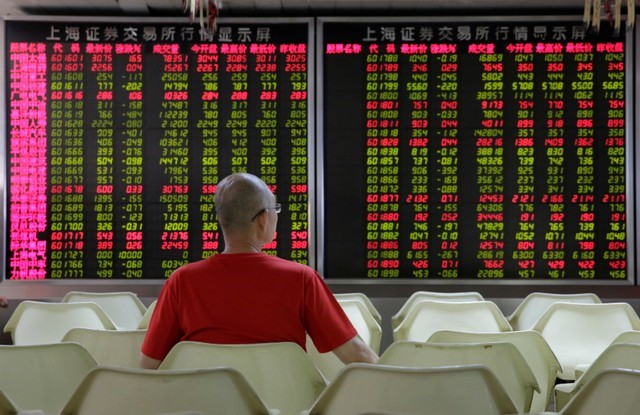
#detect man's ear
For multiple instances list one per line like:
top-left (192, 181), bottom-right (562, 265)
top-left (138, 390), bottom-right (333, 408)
top-left (255, 210), bottom-right (268, 230)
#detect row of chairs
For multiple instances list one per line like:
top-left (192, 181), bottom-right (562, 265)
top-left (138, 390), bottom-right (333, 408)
top-left (0, 290), bottom-right (603, 346)
top-left (393, 299), bottom-right (640, 377)
top-left (330, 291), bottom-right (640, 413)
top-left (6, 340), bottom-right (516, 414)
top-left (0, 341), bottom-right (277, 415)
top-left (2, 291), bottom-right (639, 413)
top-left (392, 291), bottom-right (602, 331)
top-left (0, 342), bottom-right (522, 415)
top-left (329, 292), bottom-right (640, 385)
top-left (3, 337), bottom-right (640, 415)
top-left (59, 328), bottom-right (639, 413)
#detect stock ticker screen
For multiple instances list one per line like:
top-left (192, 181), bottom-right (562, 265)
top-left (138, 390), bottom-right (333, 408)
top-left (321, 18), bottom-right (632, 280)
top-left (5, 18), bottom-right (311, 279)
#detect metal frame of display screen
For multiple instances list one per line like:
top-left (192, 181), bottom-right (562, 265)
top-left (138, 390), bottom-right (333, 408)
top-left (1, 16), bottom-right (315, 281)
top-left (317, 16), bottom-right (635, 284)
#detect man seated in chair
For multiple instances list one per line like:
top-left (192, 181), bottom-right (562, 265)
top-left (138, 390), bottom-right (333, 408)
top-left (140, 172), bottom-right (378, 369)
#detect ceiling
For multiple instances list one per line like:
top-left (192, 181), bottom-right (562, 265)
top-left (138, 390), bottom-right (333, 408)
top-left (0, 0), bottom-right (592, 18)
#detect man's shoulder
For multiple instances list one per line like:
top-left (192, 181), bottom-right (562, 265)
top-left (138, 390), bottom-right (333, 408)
top-left (169, 256), bottom-right (214, 279)
top-left (262, 255), bottom-right (316, 273)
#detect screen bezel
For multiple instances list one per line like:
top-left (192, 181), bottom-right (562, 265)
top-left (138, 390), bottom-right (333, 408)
top-left (0, 15), bottom-right (316, 287)
top-left (316, 15), bottom-right (635, 285)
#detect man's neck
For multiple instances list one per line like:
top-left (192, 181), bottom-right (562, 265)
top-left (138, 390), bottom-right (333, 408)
top-left (222, 241), bottom-right (262, 254)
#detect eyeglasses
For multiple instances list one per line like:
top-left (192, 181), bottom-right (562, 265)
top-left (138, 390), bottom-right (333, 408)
top-left (250, 203), bottom-right (282, 222)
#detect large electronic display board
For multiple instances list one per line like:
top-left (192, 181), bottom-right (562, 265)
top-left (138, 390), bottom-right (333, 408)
top-left (319, 17), bottom-right (634, 281)
top-left (3, 17), bottom-right (313, 279)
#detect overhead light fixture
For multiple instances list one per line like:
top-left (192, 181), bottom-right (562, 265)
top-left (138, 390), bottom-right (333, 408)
top-left (584, 0), bottom-right (634, 33)
top-left (184, 0), bottom-right (222, 34)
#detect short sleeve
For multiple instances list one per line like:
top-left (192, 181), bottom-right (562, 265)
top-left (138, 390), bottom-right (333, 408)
top-left (302, 270), bottom-right (357, 353)
top-left (140, 273), bottom-right (184, 361)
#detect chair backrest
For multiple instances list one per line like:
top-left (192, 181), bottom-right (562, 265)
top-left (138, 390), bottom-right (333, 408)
top-left (393, 300), bottom-right (511, 342)
top-left (378, 341), bottom-right (538, 413)
top-left (427, 329), bottom-right (561, 413)
top-left (532, 302), bottom-right (640, 380)
top-left (611, 330), bottom-right (640, 345)
top-left (559, 369), bottom-right (640, 415)
top-left (0, 342), bottom-right (97, 414)
top-left (62, 291), bottom-right (147, 330)
top-left (304, 363), bottom-right (517, 415)
top-left (59, 366), bottom-right (274, 415)
top-left (335, 300), bottom-right (382, 353)
top-left (392, 291), bottom-right (485, 330)
top-left (305, 299), bottom-right (382, 382)
top-left (334, 293), bottom-right (382, 325)
top-left (554, 342), bottom-right (640, 411)
top-left (62, 328), bottom-right (147, 368)
top-left (3, 301), bottom-right (117, 345)
top-left (159, 341), bottom-right (326, 415)
top-left (137, 300), bottom-right (156, 329)
top-left (507, 292), bottom-right (601, 331)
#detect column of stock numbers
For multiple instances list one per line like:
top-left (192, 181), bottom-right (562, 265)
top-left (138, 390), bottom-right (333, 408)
top-left (5, 20), bottom-right (311, 279)
top-left (322, 20), bottom-right (629, 280)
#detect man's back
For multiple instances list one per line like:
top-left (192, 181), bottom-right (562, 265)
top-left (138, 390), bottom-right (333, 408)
top-left (140, 172), bottom-right (377, 369)
top-left (142, 253), bottom-right (356, 361)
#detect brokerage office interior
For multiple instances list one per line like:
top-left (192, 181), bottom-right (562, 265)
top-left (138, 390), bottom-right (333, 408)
top-left (0, 0), bottom-right (638, 352)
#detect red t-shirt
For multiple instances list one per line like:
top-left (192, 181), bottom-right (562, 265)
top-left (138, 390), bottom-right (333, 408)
top-left (142, 253), bottom-right (357, 361)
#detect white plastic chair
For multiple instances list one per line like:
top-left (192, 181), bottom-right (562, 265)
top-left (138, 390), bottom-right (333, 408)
top-left (305, 299), bottom-right (382, 382)
top-left (507, 292), bottom-right (601, 331)
top-left (0, 342), bottom-right (97, 414)
top-left (3, 301), bottom-right (116, 345)
top-left (532, 302), bottom-right (640, 380)
top-left (62, 291), bottom-right (147, 330)
top-left (137, 300), bottom-right (156, 329)
top-left (334, 293), bottom-right (382, 325)
top-left (572, 330), bottom-right (640, 379)
top-left (159, 341), bottom-right (325, 415)
top-left (611, 330), bottom-right (640, 345)
top-left (59, 366), bottom-right (276, 415)
top-left (378, 341), bottom-right (538, 413)
top-left (427, 329), bottom-right (561, 413)
top-left (302, 363), bottom-right (517, 415)
top-left (554, 343), bottom-right (640, 410)
top-left (305, 335), bottom-right (342, 382)
top-left (392, 291), bottom-right (484, 330)
top-left (62, 328), bottom-right (147, 368)
top-left (335, 300), bottom-right (381, 353)
top-left (393, 300), bottom-right (511, 342)
top-left (558, 368), bottom-right (640, 415)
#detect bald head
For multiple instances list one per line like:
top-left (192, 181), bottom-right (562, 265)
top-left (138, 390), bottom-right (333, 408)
top-left (215, 173), bottom-right (274, 233)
